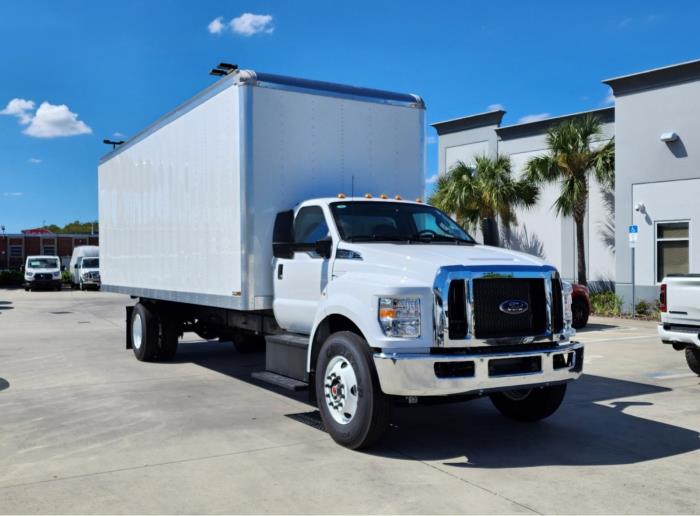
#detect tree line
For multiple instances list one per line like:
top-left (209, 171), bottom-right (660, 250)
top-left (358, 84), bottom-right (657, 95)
top-left (429, 114), bottom-right (615, 286)
top-left (44, 220), bottom-right (99, 234)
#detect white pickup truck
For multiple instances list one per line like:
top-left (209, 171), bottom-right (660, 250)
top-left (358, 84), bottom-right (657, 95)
top-left (99, 68), bottom-right (583, 449)
top-left (658, 275), bottom-right (700, 375)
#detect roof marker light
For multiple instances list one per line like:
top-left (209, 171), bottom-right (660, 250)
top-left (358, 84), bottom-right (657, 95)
top-left (337, 193), bottom-right (346, 199)
top-left (380, 194), bottom-right (388, 199)
top-left (415, 197), bottom-right (422, 203)
top-left (395, 195), bottom-right (402, 200)
top-left (364, 193), bottom-right (373, 199)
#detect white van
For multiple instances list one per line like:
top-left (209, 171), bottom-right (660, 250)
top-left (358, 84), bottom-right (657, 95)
top-left (69, 246), bottom-right (100, 289)
top-left (24, 255), bottom-right (62, 291)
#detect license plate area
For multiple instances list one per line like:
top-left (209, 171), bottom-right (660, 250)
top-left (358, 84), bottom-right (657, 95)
top-left (488, 356), bottom-right (542, 377)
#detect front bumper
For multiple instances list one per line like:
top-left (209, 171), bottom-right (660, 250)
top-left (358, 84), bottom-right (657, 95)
top-left (658, 324), bottom-right (700, 348)
top-left (25, 279), bottom-right (62, 288)
top-left (373, 341), bottom-right (584, 396)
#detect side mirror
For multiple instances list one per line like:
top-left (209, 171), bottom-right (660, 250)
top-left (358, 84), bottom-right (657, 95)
top-left (272, 210), bottom-right (294, 259)
top-left (315, 237), bottom-right (333, 259)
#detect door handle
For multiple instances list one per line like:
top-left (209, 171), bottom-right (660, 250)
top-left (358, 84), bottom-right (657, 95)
top-left (277, 264), bottom-right (284, 279)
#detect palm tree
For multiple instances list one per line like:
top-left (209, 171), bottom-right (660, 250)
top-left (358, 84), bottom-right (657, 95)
top-left (429, 154), bottom-right (538, 244)
top-left (524, 114), bottom-right (615, 286)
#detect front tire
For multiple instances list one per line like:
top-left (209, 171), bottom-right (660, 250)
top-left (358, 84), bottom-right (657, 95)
top-left (686, 348), bottom-right (700, 375)
top-left (131, 303), bottom-right (159, 362)
top-left (490, 384), bottom-right (567, 421)
top-left (315, 331), bottom-right (392, 450)
top-left (572, 297), bottom-right (589, 329)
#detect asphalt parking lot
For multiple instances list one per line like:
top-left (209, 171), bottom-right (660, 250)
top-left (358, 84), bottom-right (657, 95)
top-left (1, 288), bottom-right (698, 514)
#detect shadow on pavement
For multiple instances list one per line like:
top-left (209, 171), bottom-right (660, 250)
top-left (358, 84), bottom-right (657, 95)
top-left (0, 300), bottom-right (13, 310)
top-left (577, 322), bottom-right (619, 332)
top-left (174, 339), bottom-right (700, 468)
top-left (0, 377), bottom-right (9, 392)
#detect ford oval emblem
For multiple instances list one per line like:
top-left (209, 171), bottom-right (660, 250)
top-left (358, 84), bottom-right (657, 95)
top-left (499, 299), bottom-right (529, 315)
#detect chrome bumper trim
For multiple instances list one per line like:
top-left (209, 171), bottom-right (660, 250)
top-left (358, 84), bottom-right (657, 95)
top-left (373, 341), bottom-right (583, 396)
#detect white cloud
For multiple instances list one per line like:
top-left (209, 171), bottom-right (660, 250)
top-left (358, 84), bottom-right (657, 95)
top-left (2, 192), bottom-right (23, 197)
top-left (22, 102), bottom-right (92, 138)
top-left (28, 158), bottom-right (42, 164)
top-left (113, 131), bottom-right (126, 138)
top-left (230, 13), bottom-right (274, 36)
top-left (426, 135), bottom-right (437, 145)
top-left (425, 173), bottom-right (439, 185)
top-left (0, 98), bottom-right (35, 124)
top-left (208, 16), bottom-right (224, 34)
top-left (518, 113), bottom-right (550, 124)
top-left (487, 103), bottom-right (505, 112)
top-left (1, 98), bottom-right (92, 138)
top-left (604, 89), bottom-right (615, 105)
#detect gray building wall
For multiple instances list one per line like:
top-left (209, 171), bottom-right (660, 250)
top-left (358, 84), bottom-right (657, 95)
top-left (605, 60), bottom-right (700, 309)
top-left (432, 108), bottom-right (615, 287)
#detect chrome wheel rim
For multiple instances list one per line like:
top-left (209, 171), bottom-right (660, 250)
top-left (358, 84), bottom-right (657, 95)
top-left (503, 388), bottom-right (532, 401)
top-left (324, 356), bottom-right (359, 425)
top-left (132, 313), bottom-right (143, 350)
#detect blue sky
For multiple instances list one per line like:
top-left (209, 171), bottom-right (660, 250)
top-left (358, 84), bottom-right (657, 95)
top-left (1, 0), bottom-right (699, 232)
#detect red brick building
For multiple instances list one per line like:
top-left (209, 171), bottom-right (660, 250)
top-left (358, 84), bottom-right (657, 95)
top-left (0, 228), bottom-right (98, 270)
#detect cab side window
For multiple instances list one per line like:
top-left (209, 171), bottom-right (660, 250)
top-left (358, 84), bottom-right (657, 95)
top-left (294, 206), bottom-right (329, 244)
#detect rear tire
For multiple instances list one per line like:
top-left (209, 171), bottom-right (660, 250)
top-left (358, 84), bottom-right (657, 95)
top-left (131, 303), bottom-right (159, 362)
top-left (572, 297), bottom-right (589, 329)
top-left (490, 384), bottom-right (567, 421)
top-left (158, 315), bottom-right (180, 361)
top-left (685, 348), bottom-right (700, 375)
top-left (232, 332), bottom-right (266, 353)
top-left (315, 331), bottom-right (392, 450)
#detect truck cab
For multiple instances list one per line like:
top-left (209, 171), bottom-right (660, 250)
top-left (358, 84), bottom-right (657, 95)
top-left (24, 255), bottom-right (62, 291)
top-left (76, 256), bottom-right (101, 290)
top-left (658, 274), bottom-right (700, 375)
top-left (268, 196), bottom-right (582, 447)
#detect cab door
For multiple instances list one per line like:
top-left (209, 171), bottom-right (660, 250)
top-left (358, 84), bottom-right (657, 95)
top-left (273, 206), bottom-right (332, 334)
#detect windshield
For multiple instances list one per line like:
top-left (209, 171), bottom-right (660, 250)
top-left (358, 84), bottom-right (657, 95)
top-left (28, 258), bottom-right (59, 269)
top-left (330, 201), bottom-right (475, 244)
top-left (82, 258), bottom-right (99, 268)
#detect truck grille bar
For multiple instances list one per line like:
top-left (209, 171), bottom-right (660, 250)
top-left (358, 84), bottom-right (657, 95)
top-left (434, 265), bottom-right (569, 348)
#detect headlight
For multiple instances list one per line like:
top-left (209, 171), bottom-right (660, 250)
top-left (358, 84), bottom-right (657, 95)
top-left (26, 272), bottom-right (34, 277)
top-left (561, 281), bottom-right (573, 328)
top-left (53, 271), bottom-right (60, 278)
top-left (82, 272), bottom-right (90, 279)
top-left (378, 297), bottom-right (421, 338)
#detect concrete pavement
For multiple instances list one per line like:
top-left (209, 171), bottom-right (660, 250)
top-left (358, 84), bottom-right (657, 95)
top-left (0, 288), bottom-right (698, 514)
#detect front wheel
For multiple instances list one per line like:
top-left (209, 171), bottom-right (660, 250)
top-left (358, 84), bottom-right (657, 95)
top-left (489, 384), bottom-right (567, 421)
top-left (315, 331), bottom-right (392, 450)
top-left (686, 348), bottom-right (700, 375)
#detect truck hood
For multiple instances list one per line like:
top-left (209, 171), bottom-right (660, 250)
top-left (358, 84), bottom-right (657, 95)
top-left (334, 243), bottom-right (550, 285)
top-left (27, 268), bottom-right (60, 274)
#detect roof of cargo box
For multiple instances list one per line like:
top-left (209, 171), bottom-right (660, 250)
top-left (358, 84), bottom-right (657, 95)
top-left (100, 70), bottom-right (424, 164)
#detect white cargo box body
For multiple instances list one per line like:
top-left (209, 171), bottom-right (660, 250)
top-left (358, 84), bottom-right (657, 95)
top-left (99, 70), bottom-right (425, 311)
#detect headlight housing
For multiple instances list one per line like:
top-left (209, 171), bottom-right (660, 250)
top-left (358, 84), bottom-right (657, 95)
top-left (561, 281), bottom-right (573, 328)
top-left (25, 271), bottom-right (34, 278)
top-left (53, 271), bottom-right (61, 278)
top-left (378, 297), bottom-right (421, 338)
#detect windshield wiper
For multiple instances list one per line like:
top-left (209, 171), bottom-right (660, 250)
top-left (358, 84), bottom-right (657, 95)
top-left (346, 235), bottom-right (408, 243)
top-left (408, 234), bottom-right (474, 245)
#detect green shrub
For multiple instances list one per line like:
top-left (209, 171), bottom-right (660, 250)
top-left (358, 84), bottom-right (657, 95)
top-left (635, 300), bottom-right (651, 316)
top-left (590, 291), bottom-right (623, 317)
top-left (61, 270), bottom-right (71, 283)
top-left (0, 270), bottom-right (24, 287)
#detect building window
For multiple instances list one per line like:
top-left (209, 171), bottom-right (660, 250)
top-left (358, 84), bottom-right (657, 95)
top-left (656, 221), bottom-right (689, 282)
top-left (43, 246), bottom-right (56, 255)
top-left (10, 245), bottom-right (22, 257)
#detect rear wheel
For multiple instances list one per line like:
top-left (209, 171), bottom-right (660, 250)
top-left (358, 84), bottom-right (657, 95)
top-left (315, 331), bottom-right (392, 449)
top-left (131, 303), bottom-right (159, 362)
top-left (490, 384), bottom-right (567, 421)
top-left (572, 297), bottom-right (589, 329)
top-left (158, 315), bottom-right (180, 361)
top-left (685, 348), bottom-right (700, 375)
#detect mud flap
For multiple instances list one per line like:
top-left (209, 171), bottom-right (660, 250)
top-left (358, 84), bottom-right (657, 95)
top-left (125, 305), bottom-right (134, 349)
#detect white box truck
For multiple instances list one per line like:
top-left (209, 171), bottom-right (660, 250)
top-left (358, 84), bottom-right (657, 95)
top-left (99, 69), bottom-right (583, 449)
